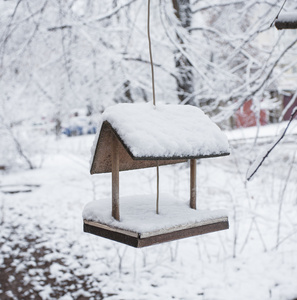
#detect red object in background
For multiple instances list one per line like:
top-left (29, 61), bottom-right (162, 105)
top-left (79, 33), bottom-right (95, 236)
top-left (236, 100), bottom-right (267, 128)
top-left (283, 95), bottom-right (297, 120)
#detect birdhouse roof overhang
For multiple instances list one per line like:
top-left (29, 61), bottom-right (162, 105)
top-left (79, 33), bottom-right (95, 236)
top-left (90, 103), bottom-right (230, 174)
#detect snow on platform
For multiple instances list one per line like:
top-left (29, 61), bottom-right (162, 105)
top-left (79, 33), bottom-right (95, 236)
top-left (83, 194), bottom-right (228, 237)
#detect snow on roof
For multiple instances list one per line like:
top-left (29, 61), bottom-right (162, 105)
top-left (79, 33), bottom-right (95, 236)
top-left (90, 103), bottom-right (230, 173)
top-left (278, 12), bottom-right (297, 23)
top-left (275, 12), bottom-right (297, 29)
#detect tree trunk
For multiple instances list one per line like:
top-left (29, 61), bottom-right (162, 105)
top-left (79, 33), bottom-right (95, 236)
top-left (172, 0), bottom-right (194, 104)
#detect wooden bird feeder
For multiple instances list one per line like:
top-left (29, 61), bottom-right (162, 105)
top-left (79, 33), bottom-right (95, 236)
top-left (275, 12), bottom-right (297, 30)
top-left (83, 103), bottom-right (230, 248)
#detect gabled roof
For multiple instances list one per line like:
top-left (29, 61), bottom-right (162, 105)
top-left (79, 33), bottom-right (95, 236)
top-left (90, 103), bottom-right (230, 174)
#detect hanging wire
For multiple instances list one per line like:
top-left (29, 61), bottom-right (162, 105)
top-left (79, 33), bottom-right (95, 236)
top-left (147, 0), bottom-right (159, 214)
top-left (156, 161), bottom-right (159, 214)
top-left (147, 0), bottom-right (156, 106)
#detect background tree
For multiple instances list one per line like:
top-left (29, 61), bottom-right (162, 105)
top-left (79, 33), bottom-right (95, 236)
top-left (1, 0), bottom-right (297, 167)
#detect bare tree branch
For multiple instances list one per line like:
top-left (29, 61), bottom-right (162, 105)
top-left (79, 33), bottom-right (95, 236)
top-left (247, 107), bottom-right (297, 181)
top-left (48, 25), bottom-right (72, 31)
top-left (192, 1), bottom-right (245, 13)
top-left (3, 124), bottom-right (35, 170)
top-left (270, 0), bottom-right (287, 27)
top-left (214, 36), bottom-right (297, 122)
top-left (123, 56), bottom-right (179, 80)
top-left (93, 0), bottom-right (138, 22)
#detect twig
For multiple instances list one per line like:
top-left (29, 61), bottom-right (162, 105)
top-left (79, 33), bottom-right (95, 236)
top-left (275, 151), bottom-right (295, 250)
top-left (247, 107), bottom-right (297, 181)
top-left (48, 25), bottom-right (72, 31)
top-left (192, 1), bottom-right (245, 14)
top-left (270, 0), bottom-right (287, 27)
top-left (273, 227), bottom-right (297, 250)
top-left (94, 0), bottom-right (138, 22)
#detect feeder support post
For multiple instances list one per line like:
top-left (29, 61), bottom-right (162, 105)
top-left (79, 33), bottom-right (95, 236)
top-left (190, 159), bottom-right (196, 209)
top-left (112, 134), bottom-right (120, 221)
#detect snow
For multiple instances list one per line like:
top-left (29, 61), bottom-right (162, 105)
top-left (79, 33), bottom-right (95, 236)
top-left (1, 126), bottom-right (297, 300)
top-left (277, 12), bottom-right (297, 23)
top-left (91, 103), bottom-right (230, 163)
top-left (225, 120), bottom-right (297, 143)
top-left (83, 194), bottom-right (227, 235)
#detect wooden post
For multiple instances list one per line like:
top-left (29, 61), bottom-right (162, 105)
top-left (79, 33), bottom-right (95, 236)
top-left (156, 161), bottom-right (159, 214)
top-left (190, 159), bottom-right (196, 209)
top-left (112, 134), bottom-right (120, 221)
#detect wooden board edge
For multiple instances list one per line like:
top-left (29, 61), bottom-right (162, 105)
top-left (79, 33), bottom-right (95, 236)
top-left (83, 219), bottom-right (229, 248)
top-left (138, 220), bottom-right (229, 247)
top-left (275, 20), bottom-right (297, 30)
top-left (84, 220), bottom-right (139, 238)
top-left (139, 216), bottom-right (228, 238)
top-left (84, 222), bottom-right (139, 247)
top-left (84, 216), bottom-right (228, 239)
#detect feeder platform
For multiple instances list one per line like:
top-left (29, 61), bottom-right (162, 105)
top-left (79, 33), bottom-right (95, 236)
top-left (83, 194), bottom-right (229, 248)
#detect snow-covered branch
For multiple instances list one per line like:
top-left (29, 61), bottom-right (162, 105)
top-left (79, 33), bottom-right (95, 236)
top-left (92, 0), bottom-right (139, 22)
top-left (247, 107), bottom-right (297, 181)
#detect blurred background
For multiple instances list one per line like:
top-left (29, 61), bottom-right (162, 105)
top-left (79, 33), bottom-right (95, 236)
top-left (0, 1), bottom-right (297, 299)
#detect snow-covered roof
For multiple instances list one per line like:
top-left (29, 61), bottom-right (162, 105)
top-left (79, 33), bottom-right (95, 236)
top-left (275, 12), bottom-right (297, 30)
top-left (90, 103), bottom-right (230, 174)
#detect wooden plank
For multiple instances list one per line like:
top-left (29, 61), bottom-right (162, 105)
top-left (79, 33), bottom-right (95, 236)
top-left (84, 217), bottom-right (227, 239)
top-left (275, 19), bottom-right (297, 30)
top-left (190, 159), bottom-right (196, 209)
top-left (139, 216), bottom-right (228, 238)
top-left (138, 220), bottom-right (229, 247)
top-left (84, 220), bottom-right (139, 238)
top-left (112, 134), bottom-right (120, 221)
top-left (83, 218), bottom-right (229, 248)
top-left (84, 222), bottom-right (139, 247)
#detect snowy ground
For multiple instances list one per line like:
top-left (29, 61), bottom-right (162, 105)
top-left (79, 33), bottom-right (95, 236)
top-left (0, 128), bottom-right (297, 300)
